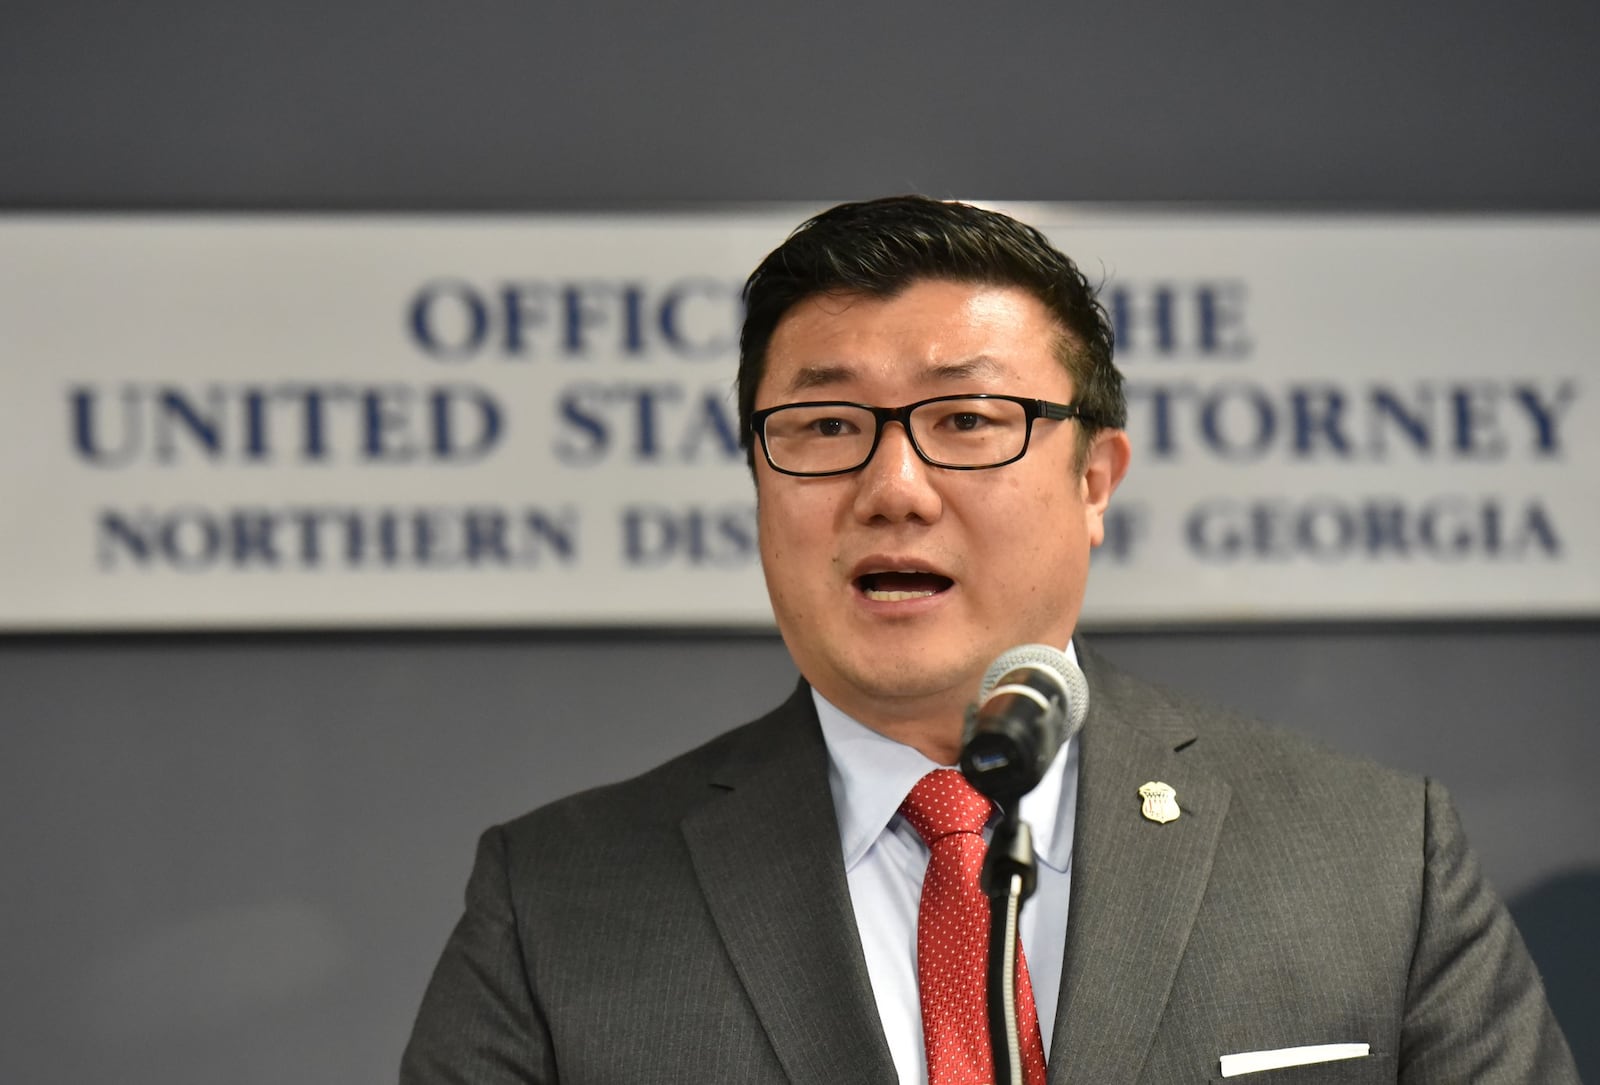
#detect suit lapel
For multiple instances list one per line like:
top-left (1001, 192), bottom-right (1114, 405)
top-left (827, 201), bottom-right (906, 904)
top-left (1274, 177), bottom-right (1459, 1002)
top-left (682, 685), bottom-right (896, 1085)
top-left (1050, 647), bottom-right (1232, 1084)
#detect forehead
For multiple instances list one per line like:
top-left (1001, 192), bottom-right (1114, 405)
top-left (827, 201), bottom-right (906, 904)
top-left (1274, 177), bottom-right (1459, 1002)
top-left (758, 279), bottom-right (1070, 403)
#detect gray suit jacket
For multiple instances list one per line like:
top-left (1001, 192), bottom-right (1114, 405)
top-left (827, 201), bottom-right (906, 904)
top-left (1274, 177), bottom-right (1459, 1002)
top-left (401, 645), bottom-right (1578, 1083)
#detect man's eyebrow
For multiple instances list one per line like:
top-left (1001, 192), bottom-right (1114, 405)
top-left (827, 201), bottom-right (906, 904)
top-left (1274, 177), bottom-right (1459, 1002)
top-left (924, 356), bottom-right (1008, 382)
top-left (786, 365), bottom-right (856, 394)
top-left (784, 356), bottom-right (1011, 395)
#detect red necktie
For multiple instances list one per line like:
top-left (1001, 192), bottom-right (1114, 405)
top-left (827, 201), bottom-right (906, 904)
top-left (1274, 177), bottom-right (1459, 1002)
top-left (899, 769), bottom-right (1047, 1085)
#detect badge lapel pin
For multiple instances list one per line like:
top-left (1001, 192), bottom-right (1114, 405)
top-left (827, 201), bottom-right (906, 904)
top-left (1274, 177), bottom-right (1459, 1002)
top-left (1138, 781), bottom-right (1180, 824)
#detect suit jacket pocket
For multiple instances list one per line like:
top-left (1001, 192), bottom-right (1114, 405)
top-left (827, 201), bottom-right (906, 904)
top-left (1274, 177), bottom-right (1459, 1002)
top-left (1207, 1048), bottom-right (1390, 1084)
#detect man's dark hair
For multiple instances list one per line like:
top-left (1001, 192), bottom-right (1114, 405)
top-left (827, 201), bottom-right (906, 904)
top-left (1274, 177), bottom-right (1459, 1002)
top-left (737, 195), bottom-right (1126, 471)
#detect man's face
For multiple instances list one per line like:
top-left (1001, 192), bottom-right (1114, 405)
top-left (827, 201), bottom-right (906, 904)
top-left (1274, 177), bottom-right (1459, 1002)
top-left (753, 279), bottom-right (1130, 737)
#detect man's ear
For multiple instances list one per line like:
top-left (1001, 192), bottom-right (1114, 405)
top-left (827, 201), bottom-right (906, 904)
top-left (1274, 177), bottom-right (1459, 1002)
top-left (1081, 429), bottom-right (1132, 547)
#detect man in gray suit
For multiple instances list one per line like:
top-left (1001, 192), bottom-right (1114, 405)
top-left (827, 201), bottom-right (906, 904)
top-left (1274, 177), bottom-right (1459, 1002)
top-left (402, 197), bottom-right (1578, 1083)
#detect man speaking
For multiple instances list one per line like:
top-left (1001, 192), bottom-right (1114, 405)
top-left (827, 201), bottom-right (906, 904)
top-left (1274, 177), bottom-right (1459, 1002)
top-left (401, 197), bottom-right (1577, 1083)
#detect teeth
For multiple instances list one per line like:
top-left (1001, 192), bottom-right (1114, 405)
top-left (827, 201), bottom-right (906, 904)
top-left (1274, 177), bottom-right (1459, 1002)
top-left (865, 589), bottom-right (936, 602)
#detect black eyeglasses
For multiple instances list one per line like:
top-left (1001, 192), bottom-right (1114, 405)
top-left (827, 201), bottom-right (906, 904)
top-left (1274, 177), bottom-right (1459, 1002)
top-left (750, 394), bottom-right (1100, 477)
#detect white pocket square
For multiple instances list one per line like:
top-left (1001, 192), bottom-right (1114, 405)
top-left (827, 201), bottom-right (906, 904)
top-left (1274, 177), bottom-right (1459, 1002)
top-left (1220, 1042), bottom-right (1370, 1077)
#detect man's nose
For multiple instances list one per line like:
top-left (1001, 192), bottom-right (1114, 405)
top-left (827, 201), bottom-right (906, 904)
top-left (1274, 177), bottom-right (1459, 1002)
top-left (852, 421), bottom-right (943, 524)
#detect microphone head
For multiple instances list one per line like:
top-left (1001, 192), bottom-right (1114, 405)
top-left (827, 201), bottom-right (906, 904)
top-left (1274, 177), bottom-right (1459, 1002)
top-left (961, 644), bottom-right (1090, 802)
top-left (978, 643), bottom-right (1089, 744)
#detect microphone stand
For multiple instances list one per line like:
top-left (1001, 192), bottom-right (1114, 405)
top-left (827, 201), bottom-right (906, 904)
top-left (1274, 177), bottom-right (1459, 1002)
top-left (981, 804), bottom-right (1037, 1085)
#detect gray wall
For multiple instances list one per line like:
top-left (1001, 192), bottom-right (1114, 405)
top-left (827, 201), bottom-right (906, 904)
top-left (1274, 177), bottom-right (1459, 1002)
top-left (3, 3), bottom-right (1597, 1083)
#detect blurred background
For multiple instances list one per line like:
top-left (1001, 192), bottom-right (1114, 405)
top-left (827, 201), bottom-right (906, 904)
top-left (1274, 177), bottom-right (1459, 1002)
top-left (3, 2), bottom-right (1597, 1082)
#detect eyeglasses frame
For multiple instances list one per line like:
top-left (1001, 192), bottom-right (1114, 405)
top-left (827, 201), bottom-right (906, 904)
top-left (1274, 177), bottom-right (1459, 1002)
top-left (750, 393), bottom-right (1102, 478)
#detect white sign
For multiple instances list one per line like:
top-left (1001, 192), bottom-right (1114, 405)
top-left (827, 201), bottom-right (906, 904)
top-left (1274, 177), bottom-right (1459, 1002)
top-left (1, 211), bottom-right (1595, 630)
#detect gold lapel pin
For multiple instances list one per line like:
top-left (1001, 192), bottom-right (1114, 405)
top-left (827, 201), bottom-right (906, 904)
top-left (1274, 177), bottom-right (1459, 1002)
top-left (1138, 781), bottom-right (1180, 824)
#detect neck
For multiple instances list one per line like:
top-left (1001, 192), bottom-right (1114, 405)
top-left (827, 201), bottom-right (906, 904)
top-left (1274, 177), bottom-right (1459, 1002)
top-left (819, 687), bottom-right (969, 765)
top-left (871, 719), bottom-right (965, 766)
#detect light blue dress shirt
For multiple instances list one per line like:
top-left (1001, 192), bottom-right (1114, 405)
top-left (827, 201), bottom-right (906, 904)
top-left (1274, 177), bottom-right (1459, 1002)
top-left (814, 660), bottom-right (1079, 1085)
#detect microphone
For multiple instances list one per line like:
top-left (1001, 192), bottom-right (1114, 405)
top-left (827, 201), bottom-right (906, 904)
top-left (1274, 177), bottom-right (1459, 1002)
top-left (959, 644), bottom-right (1088, 802)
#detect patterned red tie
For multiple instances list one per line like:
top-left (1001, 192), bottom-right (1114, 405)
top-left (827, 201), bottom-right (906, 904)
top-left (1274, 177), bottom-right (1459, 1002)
top-left (899, 769), bottom-right (1047, 1085)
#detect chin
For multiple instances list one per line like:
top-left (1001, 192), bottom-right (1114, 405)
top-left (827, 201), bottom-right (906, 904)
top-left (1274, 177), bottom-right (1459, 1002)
top-left (841, 647), bottom-right (986, 706)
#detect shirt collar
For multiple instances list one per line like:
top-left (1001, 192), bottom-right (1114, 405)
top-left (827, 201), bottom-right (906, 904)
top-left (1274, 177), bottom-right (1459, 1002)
top-left (815, 642), bottom-right (1080, 874)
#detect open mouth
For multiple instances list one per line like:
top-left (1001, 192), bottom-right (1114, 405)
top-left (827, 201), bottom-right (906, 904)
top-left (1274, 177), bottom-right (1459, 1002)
top-left (855, 571), bottom-right (954, 602)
